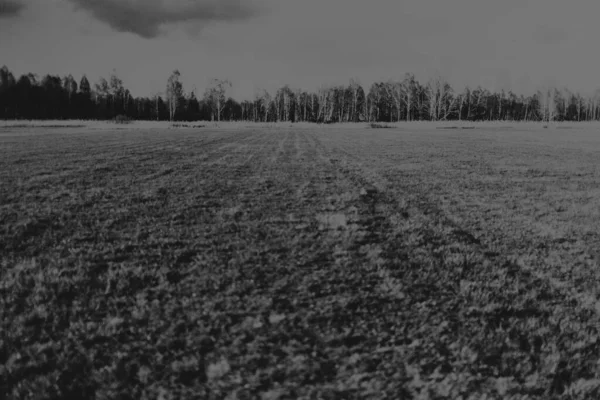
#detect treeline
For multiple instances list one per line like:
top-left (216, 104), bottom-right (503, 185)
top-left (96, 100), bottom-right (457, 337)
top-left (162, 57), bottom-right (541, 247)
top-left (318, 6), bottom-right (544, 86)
top-left (1, 65), bottom-right (599, 123)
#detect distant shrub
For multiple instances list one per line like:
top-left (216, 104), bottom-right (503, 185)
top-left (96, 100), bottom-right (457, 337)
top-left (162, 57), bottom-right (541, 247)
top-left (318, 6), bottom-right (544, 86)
top-left (114, 115), bottom-right (132, 124)
top-left (435, 126), bottom-right (476, 130)
top-left (3, 124), bottom-right (86, 128)
top-left (370, 123), bottom-right (394, 129)
top-left (171, 123), bottom-right (206, 128)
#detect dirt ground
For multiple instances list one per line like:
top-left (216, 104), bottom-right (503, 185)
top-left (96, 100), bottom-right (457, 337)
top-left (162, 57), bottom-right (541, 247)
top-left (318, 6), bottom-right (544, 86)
top-left (2, 125), bottom-right (600, 399)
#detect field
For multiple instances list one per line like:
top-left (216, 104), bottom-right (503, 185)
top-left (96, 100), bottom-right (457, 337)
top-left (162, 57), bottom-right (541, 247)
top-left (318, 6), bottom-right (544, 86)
top-left (2, 123), bottom-right (600, 399)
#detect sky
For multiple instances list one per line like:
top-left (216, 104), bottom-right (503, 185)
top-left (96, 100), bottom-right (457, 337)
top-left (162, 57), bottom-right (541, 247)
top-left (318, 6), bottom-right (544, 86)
top-left (1, 0), bottom-right (600, 100)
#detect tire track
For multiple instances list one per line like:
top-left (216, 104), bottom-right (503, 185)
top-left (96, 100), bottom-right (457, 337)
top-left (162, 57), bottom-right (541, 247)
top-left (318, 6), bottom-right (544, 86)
top-left (306, 128), bottom-right (600, 398)
top-left (326, 129), bottom-right (600, 326)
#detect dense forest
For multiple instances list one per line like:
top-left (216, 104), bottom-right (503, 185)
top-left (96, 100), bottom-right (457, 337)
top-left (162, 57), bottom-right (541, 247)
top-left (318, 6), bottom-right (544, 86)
top-left (1, 65), bottom-right (599, 123)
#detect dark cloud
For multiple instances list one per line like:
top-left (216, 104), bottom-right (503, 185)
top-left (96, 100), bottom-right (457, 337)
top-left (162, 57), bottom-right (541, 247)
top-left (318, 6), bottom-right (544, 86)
top-left (67, 0), bottom-right (262, 38)
top-left (0, 0), bottom-right (25, 18)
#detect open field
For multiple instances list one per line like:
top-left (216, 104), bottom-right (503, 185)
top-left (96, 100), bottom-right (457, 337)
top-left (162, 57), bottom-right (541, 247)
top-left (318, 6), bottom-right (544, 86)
top-left (2, 124), bottom-right (600, 399)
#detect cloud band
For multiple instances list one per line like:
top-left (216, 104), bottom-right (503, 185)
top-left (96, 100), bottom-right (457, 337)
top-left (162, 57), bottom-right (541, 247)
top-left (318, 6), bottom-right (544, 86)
top-left (67, 0), bottom-right (261, 38)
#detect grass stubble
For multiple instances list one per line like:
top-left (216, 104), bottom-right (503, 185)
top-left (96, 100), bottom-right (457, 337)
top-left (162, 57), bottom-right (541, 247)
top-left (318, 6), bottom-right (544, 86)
top-left (1, 125), bottom-right (600, 399)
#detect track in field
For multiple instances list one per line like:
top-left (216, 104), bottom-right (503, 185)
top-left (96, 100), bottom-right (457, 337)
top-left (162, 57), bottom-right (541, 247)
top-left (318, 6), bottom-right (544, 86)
top-left (2, 126), bottom-right (600, 399)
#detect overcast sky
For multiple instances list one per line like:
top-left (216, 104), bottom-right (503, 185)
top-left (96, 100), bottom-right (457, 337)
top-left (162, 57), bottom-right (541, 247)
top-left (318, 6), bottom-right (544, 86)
top-left (1, 0), bottom-right (599, 100)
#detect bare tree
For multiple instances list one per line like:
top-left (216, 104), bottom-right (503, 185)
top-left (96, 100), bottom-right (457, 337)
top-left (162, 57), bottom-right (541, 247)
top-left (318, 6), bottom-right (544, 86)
top-left (94, 77), bottom-right (110, 118)
top-left (348, 78), bottom-right (361, 122)
top-left (203, 78), bottom-right (231, 122)
top-left (384, 80), bottom-right (403, 122)
top-left (261, 89), bottom-right (272, 122)
top-left (402, 73), bottom-right (416, 122)
top-left (294, 88), bottom-right (302, 122)
top-left (463, 87), bottom-right (471, 120)
top-left (317, 85), bottom-right (331, 123)
top-left (458, 87), bottom-right (470, 121)
top-left (252, 89), bottom-right (263, 122)
top-left (274, 85), bottom-right (294, 122)
top-left (252, 89), bottom-right (271, 122)
top-left (109, 70), bottom-right (126, 117)
top-left (166, 70), bottom-right (183, 121)
top-left (539, 86), bottom-right (558, 124)
top-left (469, 87), bottom-right (487, 121)
top-left (426, 75), bottom-right (456, 121)
top-left (62, 75), bottom-right (78, 117)
top-left (366, 83), bottom-right (384, 122)
top-left (426, 79), bottom-right (438, 120)
top-left (62, 75), bottom-right (78, 102)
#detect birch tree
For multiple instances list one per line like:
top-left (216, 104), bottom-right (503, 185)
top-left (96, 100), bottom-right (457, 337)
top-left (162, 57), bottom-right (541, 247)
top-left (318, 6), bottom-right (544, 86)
top-left (348, 78), bottom-right (361, 122)
top-left (317, 85), bottom-right (330, 123)
top-left (366, 83), bottom-right (384, 122)
top-left (203, 78), bottom-right (231, 122)
top-left (384, 80), bottom-right (403, 122)
top-left (253, 89), bottom-right (271, 122)
top-left (94, 77), bottom-right (110, 119)
top-left (402, 73), bottom-right (416, 122)
top-left (166, 70), bottom-right (183, 121)
top-left (426, 77), bottom-right (440, 120)
top-left (62, 75), bottom-right (78, 102)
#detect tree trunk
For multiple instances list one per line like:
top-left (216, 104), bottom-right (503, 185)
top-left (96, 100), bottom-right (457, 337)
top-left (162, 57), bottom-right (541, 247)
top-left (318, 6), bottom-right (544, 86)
top-left (406, 90), bottom-right (411, 122)
top-left (264, 100), bottom-right (269, 122)
top-left (304, 95), bottom-right (307, 122)
top-left (466, 95), bottom-right (471, 121)
top-left (352, 89), bottom-right (357, 122)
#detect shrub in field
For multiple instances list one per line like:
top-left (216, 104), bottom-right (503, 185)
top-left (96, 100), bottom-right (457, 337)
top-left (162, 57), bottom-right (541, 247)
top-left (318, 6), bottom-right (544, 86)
top-left (370, 123), bottom-right (394, 129)
top-left (114, 115), bottom-right (132, 124)
top-left (171, 123), bottom-right (206, 128)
